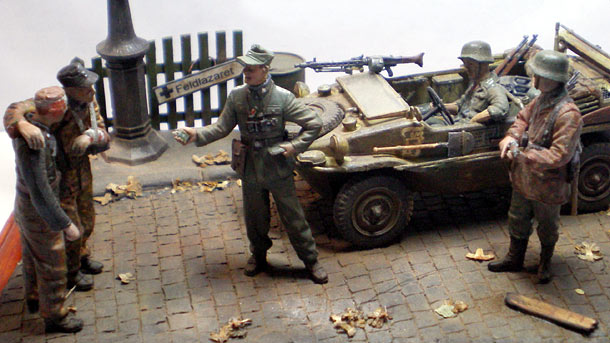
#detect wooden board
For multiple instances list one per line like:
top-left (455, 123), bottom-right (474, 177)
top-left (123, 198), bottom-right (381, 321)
top-left (337, 72), bottom-right (409, 120)
top-left (505, 292), bottom-right (598, 333)
top-left (0, 213), bottom-right (21, 293)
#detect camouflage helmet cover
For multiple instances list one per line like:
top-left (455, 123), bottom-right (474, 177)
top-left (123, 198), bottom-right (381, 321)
top-left (459, 40), bottom-right (494, 63)
top-left (237, 44), bottom-right (274, 66)
top-left (528, 49), bottom-right (569, 83)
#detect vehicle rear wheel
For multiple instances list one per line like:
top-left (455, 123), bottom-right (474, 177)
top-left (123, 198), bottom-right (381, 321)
top-left (286, 98), bottom-right (344, 139)
top-left (578, 143), bottom-right (610, 212)
top-left (333, 175), bottom-right (413, 248)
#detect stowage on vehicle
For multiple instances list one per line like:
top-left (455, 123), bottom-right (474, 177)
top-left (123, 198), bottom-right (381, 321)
top-left (291, 23), bottom-right (610, 248)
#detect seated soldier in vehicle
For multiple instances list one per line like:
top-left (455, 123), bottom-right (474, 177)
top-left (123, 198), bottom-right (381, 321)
top-left (426, 41), bottom-right (510, 125)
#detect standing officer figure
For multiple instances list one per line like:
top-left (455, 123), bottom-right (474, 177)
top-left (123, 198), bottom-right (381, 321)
top-left (427, 41), bottom-right (509, 125)
top-left (12, 86), bottom-right (83, 333)
top-left (489, 50), bottom-right (583, 283)
top-left (4, 58), bottom-right (110, 291)
top-left (176, 44), bottom-right (328, 284)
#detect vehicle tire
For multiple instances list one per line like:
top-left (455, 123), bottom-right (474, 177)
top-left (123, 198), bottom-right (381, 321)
top-left (286, 98), bottom-right (344, 139)
top-left (333, 175), bottom-right (414, 248)
top-left (578, 143), bottom-right (610, 212)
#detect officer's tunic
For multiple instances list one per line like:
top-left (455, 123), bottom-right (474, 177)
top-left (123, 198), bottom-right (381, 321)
top-left (504, 88), bottom-right (582, 246)
top-left (13, 118), bottom-right (71, 320)
top-left (195, 78), bottom-right (322, 264)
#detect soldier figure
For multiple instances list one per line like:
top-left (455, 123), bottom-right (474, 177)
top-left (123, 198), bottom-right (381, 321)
top-left (489, 50), bottom-right (583, 283)
top-left (4, 58), bottom-right (109, 291)
top-left (176, 44), bottom-right (328, 284)
top-left (427, 41), bottom-right (509, 125)
top-left (12, 86), bottom-right (83, 333)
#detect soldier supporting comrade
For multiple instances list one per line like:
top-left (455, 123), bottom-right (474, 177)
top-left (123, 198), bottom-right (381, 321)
top-left (175, 44), bottom-right (328, 284)
top-left (427, 41), bottom-right (510, 125)
top-left (489, 50), bottom-right (583, 283)
top-left (4, 58), bottom-right (110, 291)
top-left (12, 86), bottom-right (84, 333)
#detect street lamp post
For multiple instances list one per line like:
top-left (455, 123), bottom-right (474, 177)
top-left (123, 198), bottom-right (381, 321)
top-left (96, 0), bottom-right (167, 165)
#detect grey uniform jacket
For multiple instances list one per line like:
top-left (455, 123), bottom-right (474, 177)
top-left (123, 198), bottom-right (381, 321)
top-left (195, 79), bottom-right (322, 182)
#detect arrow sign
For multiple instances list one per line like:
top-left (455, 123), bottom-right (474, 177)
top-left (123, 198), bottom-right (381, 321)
top-left (153, 59), bottom-right (244, 104)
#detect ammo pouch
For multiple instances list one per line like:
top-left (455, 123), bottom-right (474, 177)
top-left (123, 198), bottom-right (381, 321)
top-left (231, 139), bottom-right (247, 177)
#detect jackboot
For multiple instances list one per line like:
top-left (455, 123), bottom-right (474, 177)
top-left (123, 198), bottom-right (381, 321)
top-left (488, 238), bottom-right (528, 272)
top-left (537, 244), bottom-right (555, 284)
top-left (80, 257), bottom-right (104, 275)
top-left (306, 261), bottom-right (328, 284)
top-left (44, 312), bottom-right (83, 333)
top-left (244, 254), bottom-right (268, 277)
top-left (67, 271), bottom-right (93, 292)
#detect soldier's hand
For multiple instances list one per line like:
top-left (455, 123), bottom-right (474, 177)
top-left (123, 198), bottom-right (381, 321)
top-left (445, 102), bottom-right (459, 115)
top-left (63, 223), bottom-right (80, 241)
top-left (173, 128), bottom-right (195, 145)
top-left (469, 109), bottom-right (491, 124)
top-left (279, 143), bottom-right (296, 157)
top-left (499, 136), bottom-right (517, 159)
top-left (17, 120), bottom-right (45, 150)
top-left (72, 134), bottom-right (92, 156)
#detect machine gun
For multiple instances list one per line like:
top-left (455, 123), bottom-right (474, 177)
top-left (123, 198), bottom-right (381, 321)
top-left (295, 53), bottom-right (424, 77)
top-left (495, 34), bottom-right (538, 76)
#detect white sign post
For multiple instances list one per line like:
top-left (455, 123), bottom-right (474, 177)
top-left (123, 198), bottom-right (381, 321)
top-left (153, 59), bottom-right (244, 104)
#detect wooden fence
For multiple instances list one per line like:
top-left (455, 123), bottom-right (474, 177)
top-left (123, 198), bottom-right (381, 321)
top-left (90, 30), bottom-right (243, 130)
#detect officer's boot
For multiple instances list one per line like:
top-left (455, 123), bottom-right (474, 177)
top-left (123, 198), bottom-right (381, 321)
top-left (306, 261), bottom-right (328, 284)
top-left (44, 312), bottom-right (83, 333)
top-left (537, 244), bottom-right (555, 284)
top-left (488, 237), bottom-right (528, 272)
top-left (67, 271), bottom-right (93, 292)
top-left (244, 254), bottom-right (268, 277)
top-left (80, 256), bottom-right (104, 275)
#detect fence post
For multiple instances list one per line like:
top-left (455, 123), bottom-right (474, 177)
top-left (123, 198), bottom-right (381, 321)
top-left (96, 0), bottom-right (167, 165)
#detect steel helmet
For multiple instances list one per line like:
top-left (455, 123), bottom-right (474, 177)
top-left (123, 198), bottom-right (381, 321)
top-left (528, 50), bottom-right (570, 83)
top-left (459, 41), bottom-right (494, 63)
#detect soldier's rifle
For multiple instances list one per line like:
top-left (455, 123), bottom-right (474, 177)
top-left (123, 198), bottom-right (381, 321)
top-left (495, 34), bottom-right (538, 76)
top-left (295, 53), bottom-right (424, 77)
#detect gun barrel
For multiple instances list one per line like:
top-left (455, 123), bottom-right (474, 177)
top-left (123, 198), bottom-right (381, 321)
top-left (384, 52), bottom-right (424, 68)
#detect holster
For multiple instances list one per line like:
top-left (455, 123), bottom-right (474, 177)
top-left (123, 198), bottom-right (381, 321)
top-left (231, 139), bottom-right (247, 177)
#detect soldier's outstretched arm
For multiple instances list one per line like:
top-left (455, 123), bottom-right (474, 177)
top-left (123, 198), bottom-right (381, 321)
top-left (4, 100), bottom-right (45, 150)
top-left (486, 86), bottom-right (510, 122)
top-left (282, 94), bottom-right (322, 153)
top-left (193, 93), bottom-right (238, 147)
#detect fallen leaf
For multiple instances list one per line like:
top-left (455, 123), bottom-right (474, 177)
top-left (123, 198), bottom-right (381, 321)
top-left (125, 176), bottom-right (142, 198)
top-left (117, 272), bottom-right (135, 284)
top-left (575, 288), bottom-right (585, 295)
top-left (93, 193), bottom-right (113, 206)
top-left (575, 242), bottom-right (603, 262)
top-left (435, 303), bottom-right (457, 318)
top-left (236, 179), bottom-right (242, 187)
top-left (192, 154), bottom-right (206, 166)
top-left (453, 301), bottom-right (468, 313)
top-left (210, 317), bottom-right (251, 342)
top-left (213, 150), bottom-right (230, 164)
top-left (67, 306), bottom-right (77, 313)
top-left (466, 248), bottom-right (495, 261)
top-left (367, 307), bottom-right (392, 328)
top-left (216, 181), bottom-right (230, 190)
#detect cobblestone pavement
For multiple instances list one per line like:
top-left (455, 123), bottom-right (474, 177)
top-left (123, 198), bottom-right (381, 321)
top-left (1, 179), bottom-right (610, 343)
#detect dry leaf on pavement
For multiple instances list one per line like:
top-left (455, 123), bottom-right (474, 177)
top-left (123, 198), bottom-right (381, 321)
top-left (435, 300), bottom-right (468, 318)
top-left (574, 242), bottom-right (603, 262)
top-left (236, 179), bottom-right (242, 187)
top-left (93, 193), bottom-right (113, 206)
top-left (367, 307), bottom-right (392, 328)
top-left (209, 317), bottom-right (252, 342)
top-left (575, 288), bottom-right (585, 295)
top-left (117, 272), bottom-right (136, 284)
top-left (466, 248), bottom-right (495, 261)
top-left (125, 176), bottom-right (142, 198)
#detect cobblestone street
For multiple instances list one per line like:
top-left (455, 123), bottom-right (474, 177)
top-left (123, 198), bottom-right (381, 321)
top-left (1, 179), bottom-right (610, 343)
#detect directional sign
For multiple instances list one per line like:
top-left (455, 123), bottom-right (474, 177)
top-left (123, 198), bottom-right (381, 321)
top-left (153, 59), bottom-right (244, 104)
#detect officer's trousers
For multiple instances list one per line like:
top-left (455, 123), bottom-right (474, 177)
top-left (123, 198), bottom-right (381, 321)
top-left (61, 161), bottom-right (95, 275)
top-left (15, 194), bottom-right (68, 320)
top-left (242, 175), bottom-right (318, 265)
top-left (508, 190), bottom-right (561, 247)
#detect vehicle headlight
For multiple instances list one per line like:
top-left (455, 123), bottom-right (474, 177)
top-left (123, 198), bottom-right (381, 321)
top-left (330, 134), bottom-right (349, 165)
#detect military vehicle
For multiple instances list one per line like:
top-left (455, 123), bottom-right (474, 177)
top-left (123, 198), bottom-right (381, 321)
top-left (292, 23), bottom-right (610, 248)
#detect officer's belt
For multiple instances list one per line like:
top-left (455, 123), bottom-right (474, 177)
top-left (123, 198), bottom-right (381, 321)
top-left (240, 135), bottom-right (284, 150)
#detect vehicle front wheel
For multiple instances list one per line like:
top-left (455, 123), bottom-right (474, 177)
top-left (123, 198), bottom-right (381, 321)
top-left (333, 175), bottom-right (414, 248)
top-left (578, 143), bottom-right (610, 212)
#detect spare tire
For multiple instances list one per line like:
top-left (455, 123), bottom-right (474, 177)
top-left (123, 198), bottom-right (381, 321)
top-left (286, 98), bottom-right (345, 139)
